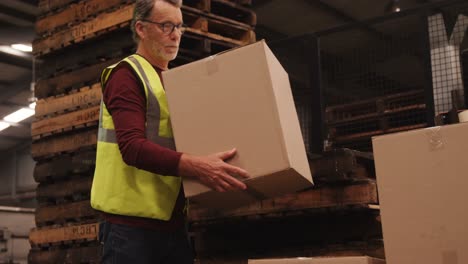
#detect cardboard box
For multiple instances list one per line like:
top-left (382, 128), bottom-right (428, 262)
top-left (163, 40), bottom-right (313, 208)
top-left (372, 123), bottom-right (468, 264)
top-left (248, 256), bottom-right (385, 264)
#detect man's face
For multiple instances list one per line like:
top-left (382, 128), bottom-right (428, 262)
top-left (141, 1), bottom-right (183, 62)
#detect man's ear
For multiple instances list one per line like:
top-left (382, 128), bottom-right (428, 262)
top-left (135, 21), bottom-right (146, 40)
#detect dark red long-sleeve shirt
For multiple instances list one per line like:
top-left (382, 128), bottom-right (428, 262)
top-left (102, 61), bottom-right (186, 230)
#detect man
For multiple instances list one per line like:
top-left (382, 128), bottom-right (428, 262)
top-left (90, 0), bottom-right (250, 263)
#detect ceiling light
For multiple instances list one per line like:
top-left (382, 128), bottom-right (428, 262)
top-left (385, 0), bottom-right (401, 13)
top-left (0, 122), bottom-right (10, 131)
top-left (11, 44), bottom-right (32, 52)
top-left (3, 108), bottom-right (35, 123)
top-left (29, 102), bottom-right (36, 109)
top-left (0, 45), bottom-right (28, 57)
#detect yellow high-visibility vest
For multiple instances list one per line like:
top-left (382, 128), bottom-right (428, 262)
top-left (91, 54), bottom-right (181, 220)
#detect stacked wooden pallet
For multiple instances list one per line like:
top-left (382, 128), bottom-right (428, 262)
top-left (189, 149), bottom-right (383, 264)
top-left (326, 90), bottom-right (427, 151)
top-left (29, 0), bottom-right (256, 263)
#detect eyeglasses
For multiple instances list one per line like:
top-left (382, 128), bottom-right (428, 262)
top-left (141, 20), bottom-right (186, 35)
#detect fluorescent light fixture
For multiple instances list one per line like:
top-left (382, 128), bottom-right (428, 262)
top-left (29, 102), bottom-right (36, 109)
top-left (11, 44), bottom-right (32, 52)
top-left (3, 108), bottom-right (35, 123)
top-left (0, 121), bottom-right (10, 131)
top-left (0, 45), bottom-right (28, 57)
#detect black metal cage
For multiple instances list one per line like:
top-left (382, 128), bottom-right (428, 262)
top-left (269, 0), bottom-right (468, 154)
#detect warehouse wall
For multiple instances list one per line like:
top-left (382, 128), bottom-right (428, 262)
top-left (0, 144), bottom-right (36, 207)
top-left (0, 209), bottom-right (35, 264)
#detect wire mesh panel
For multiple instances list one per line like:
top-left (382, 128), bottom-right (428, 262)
top-left (318, 0), bottom-right (468, 151)
top-left (319, 14), bottom-right (429, 151)
top-left (428, 11), bottom-right (468, 113)
top-left (269, 35), bottom-right (323, 156)
top-left (267, 0), bottom-right (468, 154)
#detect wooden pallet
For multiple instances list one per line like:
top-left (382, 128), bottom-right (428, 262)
top-left (36, 28), bottom-right (234, 80)
top-left (32, 105), bottom-right (100, 139)
top-left (36, 0), bottom-right (130, 36)
top-left (326, 90), bottom-right (425, 126)
top-left (36, 56), bottom-right (119, 98)
top-left (183, 0), bottom-right (256, 25)
top-left (33, 4), bottom-right (134, 56)
top-left (36, 84), bottom-right (102, 119)
top-left (37, 176), bottom-right (93, 204)
top-left (310, 149), bottom-right (375, 183)
top-left (170, 33), bottom-right (238, 67)
top-left (33, 3), bottom-right (254, 56)
top-left (211, 0), bottom-right (256, 25)
top-left (189, 181), bottom-right (378, 223)
top-left (29, 222), bottom-right (99, 248)
top-left (29, 244), bottom-right (102, 264)
top-left (38, 0), bottom-right (78, 15)
top-left (331, 123), bottom-right (427, 144)
top-left (326, 90), bottom-right (428, 151)
top-left (37, 0), bottom-right (255, 37)
top-left (183, 7), bottom-right (255, 46)
top-left (191, 208), bottom-right (382, 259)
top-left (34, 150), bottom-right (95, 181)
top-left (31, 128), bottom-right (97, 160)
top-left (182, 31), bottom-right (237, 54)
top-left (36, 200), bottom-right (98, 227)
top-left (37, 28), bottom-right (133, 79)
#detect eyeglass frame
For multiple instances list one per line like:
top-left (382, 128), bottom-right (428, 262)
top-left (140, 19), bottom-right (187, 35)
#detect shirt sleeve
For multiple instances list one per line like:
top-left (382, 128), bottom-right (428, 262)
top-left (102, 64), bottom-right (182, 176)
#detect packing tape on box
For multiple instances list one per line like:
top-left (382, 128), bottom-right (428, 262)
top-left (426, 126), bottom-right (444, 151)
top-left (206, 56), bottom-right (219, 75)
top-left (442, 250), bottom-right (458, 264)
top-left (458, 110), bottom-right (468, 123)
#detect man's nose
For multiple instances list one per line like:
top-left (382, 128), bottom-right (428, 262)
top-left (170, 28), bottom-right (183, 40)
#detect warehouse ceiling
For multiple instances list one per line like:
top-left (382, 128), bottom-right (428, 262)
top-left (0, 0), bottom-right (37, 156)
top-left (0, 0), bottom-right (455, 157)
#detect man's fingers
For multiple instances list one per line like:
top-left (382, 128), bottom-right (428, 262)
top-left (215, 177), bottom-right (233, 191)
top-left (225, 164), bottom-right (250, 179)
top-left (220, 172), bottom-right (247, 190)
top-left (216, 148), bottom-right (236, 161)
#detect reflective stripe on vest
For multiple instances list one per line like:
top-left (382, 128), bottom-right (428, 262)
top-left (98, 56), bottom-right (175, 150)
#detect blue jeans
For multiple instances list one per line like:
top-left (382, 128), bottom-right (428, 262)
top-left (99, 221), bottom-right (194, 264)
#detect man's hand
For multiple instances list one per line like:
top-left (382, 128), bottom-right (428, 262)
top-left (178, 148), bottom-right (250, 192)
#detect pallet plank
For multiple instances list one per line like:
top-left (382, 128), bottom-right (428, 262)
top-left (36, 57), bottom-right (119, 98)
top-left (36, 0), bottom-right (128, 35)
top-left (37, 29), bottom-right (133, 79)
top-left (34, 3), bottom-right (254, 56)
top-left (36, 200), bottom-right (97, 227)
top-left (192, 210), bottom-right (382, 258)
top-left (29, 222), bottom-right (99, 247)
top-left (31, 129), bottom-right (97, 160)
top-left (36, 84), bottom-right (102, 118)
top-left (38, 0), bottom-right (77, 15)
top-left (33, 4), bottom-right (134, 56)
top-left (211, 0), bottom-right (256, 25)
top-left (183, 7), bottom-right (255, 45)
top-left (37, 176), bottom-right (93, 201)
top-left (34, 151), bottom-right (96, 181)
top-left (32, 105), bottom-right (100, 138)
top-left (311, 149), bottom-right (375, 182)
top-left (189, 181), bottom-right (378, 222)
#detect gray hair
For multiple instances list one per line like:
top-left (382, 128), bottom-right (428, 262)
top-left (131, 0), bottom-right (183, 43)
